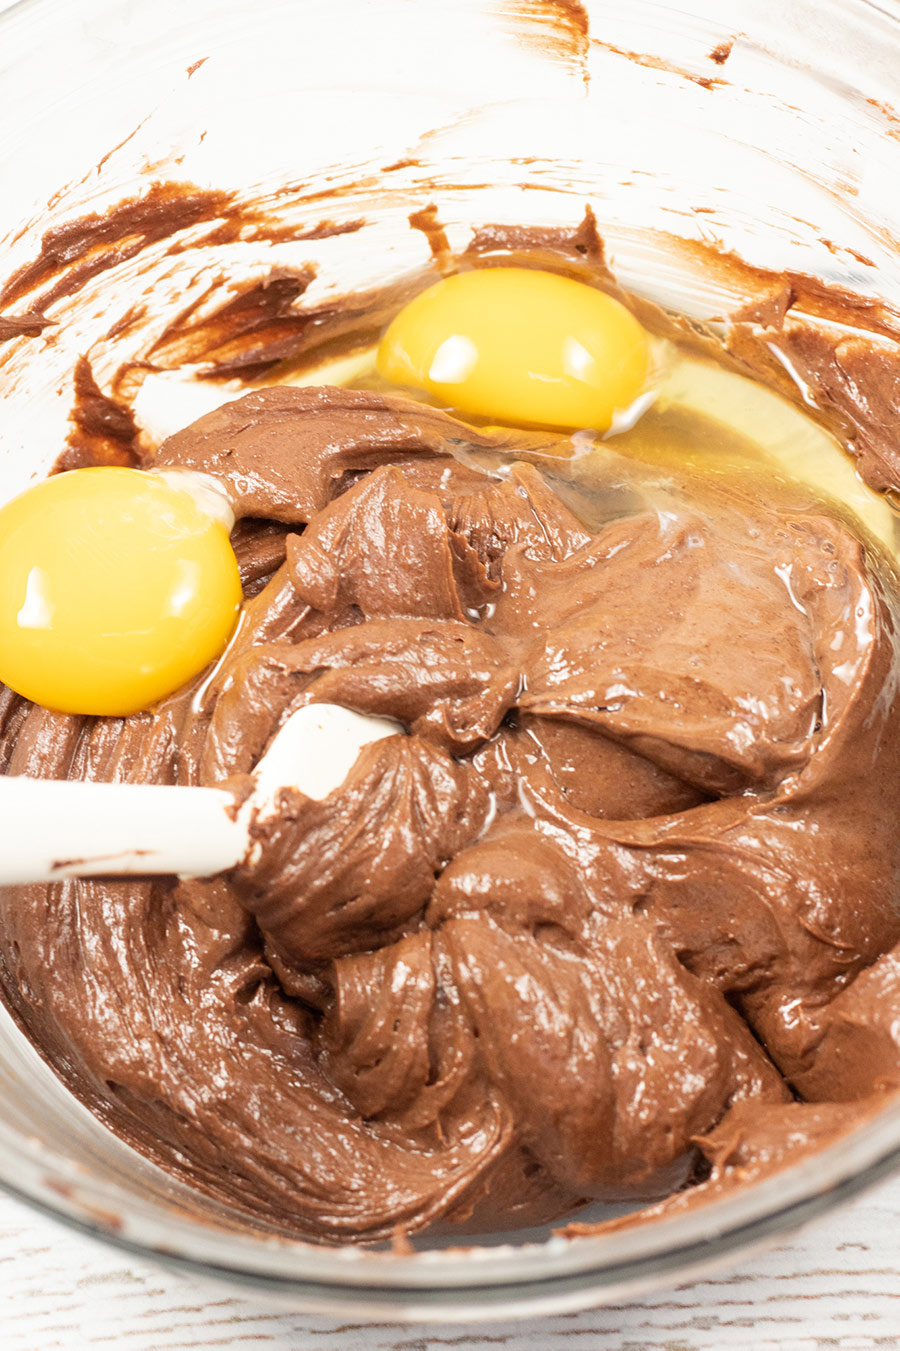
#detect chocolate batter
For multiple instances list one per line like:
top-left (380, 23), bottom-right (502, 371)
top-left (1, 375), bottom-right (899, 1242)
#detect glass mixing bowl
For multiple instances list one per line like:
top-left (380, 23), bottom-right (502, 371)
top-left (1, 0), bottom-right (900, 1319)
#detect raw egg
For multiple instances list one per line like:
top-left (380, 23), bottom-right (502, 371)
top-left (0, 467), bottom-right (242, 716)
top-left (377, 266), bottom-right (651, 430)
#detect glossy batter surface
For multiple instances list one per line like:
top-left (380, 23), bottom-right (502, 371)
top-left (1, 384), bottom-right (899, 1242)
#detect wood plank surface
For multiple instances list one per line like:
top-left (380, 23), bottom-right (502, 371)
top-left (2, 1177), bottom-right (900, 1349)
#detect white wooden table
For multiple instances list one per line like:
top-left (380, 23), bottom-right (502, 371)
top-left (2, 1177), bottom-right (899, 1350)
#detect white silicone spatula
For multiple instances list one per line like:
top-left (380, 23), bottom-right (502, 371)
top-left (0, 704), bottom-right (399, 886)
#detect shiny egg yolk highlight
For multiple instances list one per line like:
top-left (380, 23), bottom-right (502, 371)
top-left (377, 266), bottom-right (651, 430)
top-left (0, 467), bottom-right (242, 716)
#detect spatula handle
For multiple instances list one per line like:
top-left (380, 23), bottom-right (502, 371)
top-left (0, 777), bottom-right (244, 885)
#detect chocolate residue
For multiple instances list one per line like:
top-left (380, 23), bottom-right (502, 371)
top-left (96, 118), bottom-right (154, 177)
top-left (0, 180), bottom-right (367, 339)
top-left (0, 312), bottom-right (53, 341)
top-left (707, 39), bottom-right (734, 65)
top-left (667, 236), bottom-right (900, 491)
top-left (151, 271), bottom-right (430, 387)
top-left (683, 237), bottom-right (900, 341)
top-left (730, 318), bottom-right (900, 493)
top-left (168, 216), bottom-right (365, 254)
top-left (408, 204), bottom-right (454, 275)
top-left (506, 0), bottom-right (590, 90)
top-left (382, 158), bottom-right (421, 174)
top-left (866, 98), bottom-right (900, 143)
top-left (820, 239), bottom-right (877, 269)
top-left (465, 205), bottom-right (606, 269)
top-left (591, 40), bottom-right (725, 91)
top-left (44, 201), bottom-right (900, 522)
top-left (60, 355), bottom-right (141, 469)
top-left (145, 267), bottom-right (318, 380)
top-left (0, 184), bottom-right (235, 314)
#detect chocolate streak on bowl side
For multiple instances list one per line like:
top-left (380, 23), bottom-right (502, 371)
top-left (4, 185), bottom-right (899, 494)
top-left (0, 203), bottom-right (899, 1243)
top-left (0, 184), bottom-right (236, 317)
top-left (0, 312), bottom-right (55, 341)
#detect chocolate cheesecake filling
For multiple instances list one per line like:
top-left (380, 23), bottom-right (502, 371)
top-left (1, 380), bottom-right (899, 1242)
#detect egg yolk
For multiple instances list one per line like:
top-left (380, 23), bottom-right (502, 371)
top-left (376, 266), bottom-right (651, 430)
top-left (0, 467), bottom-right (242, 716)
